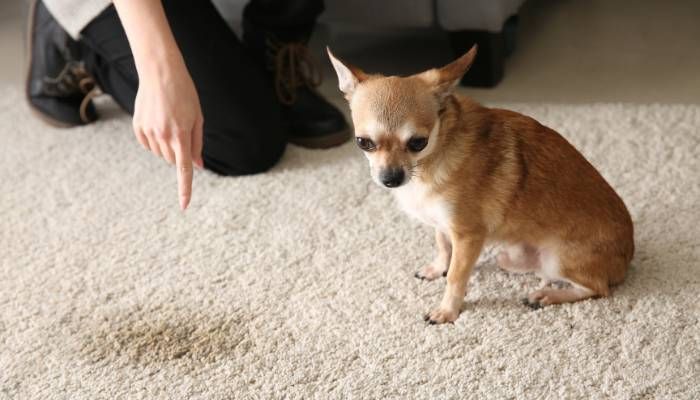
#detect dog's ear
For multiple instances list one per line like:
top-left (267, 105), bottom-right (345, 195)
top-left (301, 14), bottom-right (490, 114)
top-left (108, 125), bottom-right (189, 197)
top-left (327, 47), bottom-right (367, 99)
top-left (417, 45), bottom-right (477, 103)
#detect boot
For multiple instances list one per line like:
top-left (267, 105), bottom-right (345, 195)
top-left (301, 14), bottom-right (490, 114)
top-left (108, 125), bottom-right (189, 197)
top-left (243, 22), bottom-right (350, 149)
top-left (26, 0), bottom-right (100, 127)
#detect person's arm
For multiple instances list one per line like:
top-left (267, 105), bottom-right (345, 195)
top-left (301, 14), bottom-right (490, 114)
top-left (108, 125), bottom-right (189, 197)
top-left (113, 0), bottom-right (203, 210)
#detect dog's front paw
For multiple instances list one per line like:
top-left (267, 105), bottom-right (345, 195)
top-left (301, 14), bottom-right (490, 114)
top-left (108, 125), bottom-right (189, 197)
top-left (423, 307), bottom-right (458, 325)
top-left (414, 264), bottom-right (447, 281)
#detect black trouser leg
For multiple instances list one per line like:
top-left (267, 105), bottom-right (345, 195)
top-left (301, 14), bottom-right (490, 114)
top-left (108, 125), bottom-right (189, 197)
top-left (243, 0), bottom-right (324, 41)
top-left (242, 0), bottom-right (324, 71)
top-left (79, 0), bottom-right (287, 176)
top-left (240, 0), bottom-right (350, 150)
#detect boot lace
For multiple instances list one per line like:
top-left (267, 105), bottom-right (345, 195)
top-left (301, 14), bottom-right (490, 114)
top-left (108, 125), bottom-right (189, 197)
top-left (266, 38), bottom-right (322, 105)
top-left (41, 60), bottom-right (101, 123)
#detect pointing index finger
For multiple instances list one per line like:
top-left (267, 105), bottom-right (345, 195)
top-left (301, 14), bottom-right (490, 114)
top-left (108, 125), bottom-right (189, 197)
top-left (175, 139), bottom-right (193, 210)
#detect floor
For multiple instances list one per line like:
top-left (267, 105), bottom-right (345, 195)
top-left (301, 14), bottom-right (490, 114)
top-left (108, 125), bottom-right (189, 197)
top-left (3, 0), bottom-right (700, 104)
top-left (0, 1), bottom-right (25, 87)
top-left (2, 94), bottom-right (699, 399)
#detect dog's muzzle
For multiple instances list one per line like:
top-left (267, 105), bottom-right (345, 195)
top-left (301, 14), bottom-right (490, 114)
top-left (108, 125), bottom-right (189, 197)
top-left (379, 167), bottom-right (405, 188)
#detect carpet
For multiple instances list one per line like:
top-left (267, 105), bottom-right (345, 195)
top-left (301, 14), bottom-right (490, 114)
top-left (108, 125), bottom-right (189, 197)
top-left (1, 88), bottom-right (698, 399)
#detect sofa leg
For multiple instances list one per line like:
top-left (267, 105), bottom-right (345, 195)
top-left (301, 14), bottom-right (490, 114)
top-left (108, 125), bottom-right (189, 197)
top-left (448, 16), bottom-right (518, 87)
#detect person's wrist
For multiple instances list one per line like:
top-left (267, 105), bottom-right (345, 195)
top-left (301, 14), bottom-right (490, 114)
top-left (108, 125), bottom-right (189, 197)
top-left (133, 40), bottom-right (187, 83)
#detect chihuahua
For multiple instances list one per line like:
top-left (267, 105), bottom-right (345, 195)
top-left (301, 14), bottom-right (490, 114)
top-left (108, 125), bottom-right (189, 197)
top-left (327, 45), bottom-right (634, 324)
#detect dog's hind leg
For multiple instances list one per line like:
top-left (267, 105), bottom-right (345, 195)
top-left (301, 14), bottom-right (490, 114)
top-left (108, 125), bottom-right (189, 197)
top-left (523, 246), bottom-right (614, 309)
top-left (523, 286), bottom-right (597, 309)
top-left (497, 243), bottom-right (540, 273)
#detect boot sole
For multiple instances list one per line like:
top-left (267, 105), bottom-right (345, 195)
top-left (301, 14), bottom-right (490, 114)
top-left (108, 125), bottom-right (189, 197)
top-left (288, 127), bottom-right (351, 149)
top-left (25, 0), bottom-right (89, 129)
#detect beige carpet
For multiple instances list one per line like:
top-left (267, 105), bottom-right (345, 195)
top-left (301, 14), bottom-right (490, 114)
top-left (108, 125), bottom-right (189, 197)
top-left (1, 88), bottom-right (699, 399)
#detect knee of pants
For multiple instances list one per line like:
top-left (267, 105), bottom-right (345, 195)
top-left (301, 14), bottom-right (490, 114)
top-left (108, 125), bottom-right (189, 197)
top-left (202, 125), bottom-right (287, 176)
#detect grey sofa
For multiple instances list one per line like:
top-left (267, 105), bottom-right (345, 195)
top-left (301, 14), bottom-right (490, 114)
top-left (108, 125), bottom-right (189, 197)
top-left (214, 0), bottom-right (526, 86)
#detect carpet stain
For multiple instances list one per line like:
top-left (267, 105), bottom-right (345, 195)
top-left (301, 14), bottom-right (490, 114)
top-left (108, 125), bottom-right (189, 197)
top-left (79, 311), bottom-right (249, 366)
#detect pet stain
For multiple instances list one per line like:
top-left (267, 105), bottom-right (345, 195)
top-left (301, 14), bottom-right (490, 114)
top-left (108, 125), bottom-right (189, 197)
top-left (79, 312), bottom-right (249, 366)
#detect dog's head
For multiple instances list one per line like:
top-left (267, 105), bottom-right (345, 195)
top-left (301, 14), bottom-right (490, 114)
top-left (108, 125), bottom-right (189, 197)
top-left (327, 46), bottom-right (477, 188)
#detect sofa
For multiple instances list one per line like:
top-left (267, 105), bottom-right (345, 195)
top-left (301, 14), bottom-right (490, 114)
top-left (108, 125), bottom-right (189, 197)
top-left (213, 0), bottom-right (526, 87)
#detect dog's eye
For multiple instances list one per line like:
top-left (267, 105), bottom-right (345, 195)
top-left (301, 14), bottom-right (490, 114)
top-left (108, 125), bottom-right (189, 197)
top-left (355, 137), bottom-right (376, 152)
top-left (407, 137), bottom-right (428, 152)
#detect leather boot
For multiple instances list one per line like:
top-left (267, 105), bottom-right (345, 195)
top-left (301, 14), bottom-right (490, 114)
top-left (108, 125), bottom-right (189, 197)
top-left (243, 23), bottom-right (350, 149)
top-left (26, 0), bottom-right (100, 127)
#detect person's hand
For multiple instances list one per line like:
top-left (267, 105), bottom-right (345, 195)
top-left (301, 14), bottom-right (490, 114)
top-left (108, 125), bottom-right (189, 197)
top-left (132, 59), bottom-right (204, 210)
top-left (113, 0), bottom-right (203, 210)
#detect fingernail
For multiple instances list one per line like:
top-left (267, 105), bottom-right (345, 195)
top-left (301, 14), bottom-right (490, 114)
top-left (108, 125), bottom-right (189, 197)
top-left (180, 196), bottom-right (189, 210)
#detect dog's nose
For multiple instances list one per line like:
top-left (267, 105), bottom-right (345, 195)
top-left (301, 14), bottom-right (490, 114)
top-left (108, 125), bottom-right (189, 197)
top-left (380, 168), bottom-right (405, 188)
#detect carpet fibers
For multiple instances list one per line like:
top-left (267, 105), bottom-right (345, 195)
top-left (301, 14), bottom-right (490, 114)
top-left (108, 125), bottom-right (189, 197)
top-left (1, 90), bottom-right (699, 399)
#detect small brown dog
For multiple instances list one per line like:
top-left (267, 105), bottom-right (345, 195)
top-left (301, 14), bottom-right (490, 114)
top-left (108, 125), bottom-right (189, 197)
top-left (328, 45), bottom-right (634, 324)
